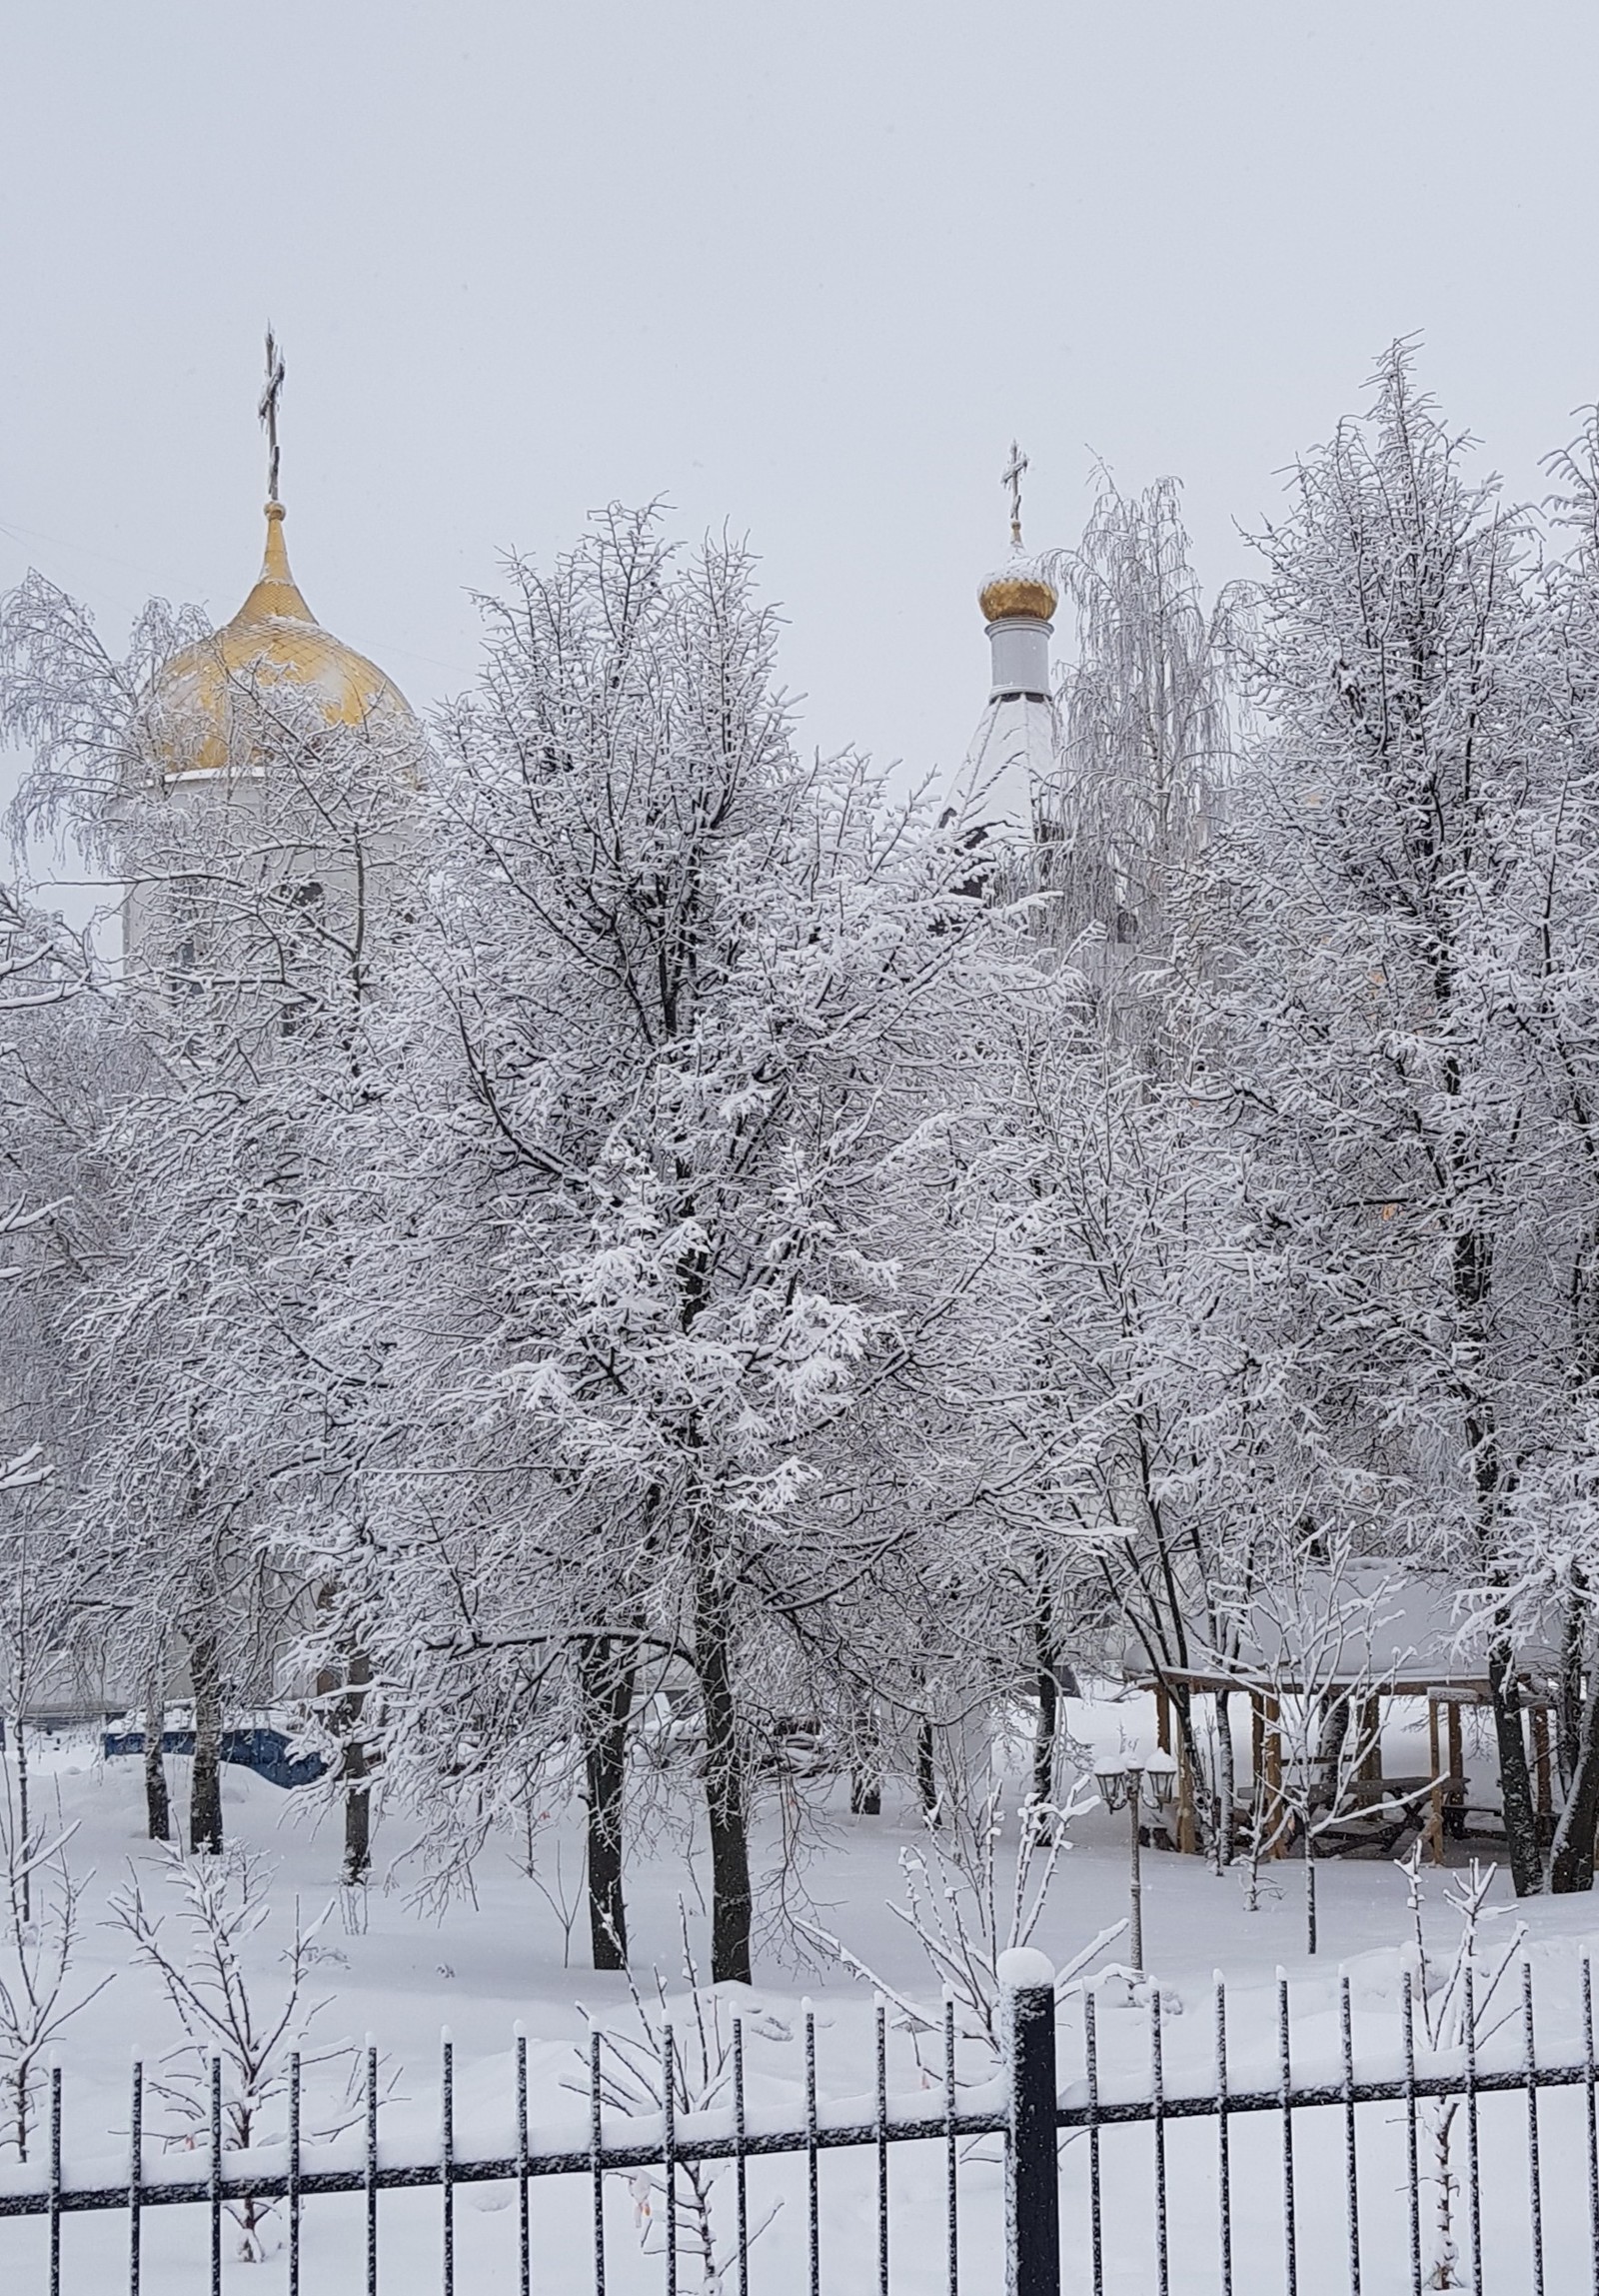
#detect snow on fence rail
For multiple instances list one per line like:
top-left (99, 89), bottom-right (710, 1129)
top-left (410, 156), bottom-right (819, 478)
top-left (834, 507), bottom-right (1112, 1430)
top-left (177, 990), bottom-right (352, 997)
top-left (1, 1956), bottom-right (1596, 2293)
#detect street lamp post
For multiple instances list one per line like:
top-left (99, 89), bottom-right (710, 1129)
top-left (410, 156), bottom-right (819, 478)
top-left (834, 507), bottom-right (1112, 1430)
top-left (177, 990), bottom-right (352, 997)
top-left (1094, 1752), bottom-right (1177, 1975)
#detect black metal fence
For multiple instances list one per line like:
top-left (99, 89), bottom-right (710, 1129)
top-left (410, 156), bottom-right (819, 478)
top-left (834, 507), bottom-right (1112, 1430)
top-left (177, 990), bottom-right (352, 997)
top-left (1, 1956), bottom-right (1596, 2293)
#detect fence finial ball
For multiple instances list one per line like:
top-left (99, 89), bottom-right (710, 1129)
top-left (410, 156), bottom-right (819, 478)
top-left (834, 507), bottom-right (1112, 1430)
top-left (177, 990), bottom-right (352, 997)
top-left (996, 1946), bottom-right (1055, 1991)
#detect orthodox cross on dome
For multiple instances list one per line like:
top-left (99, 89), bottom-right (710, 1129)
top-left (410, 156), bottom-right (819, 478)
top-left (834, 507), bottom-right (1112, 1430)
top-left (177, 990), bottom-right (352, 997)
top-left (259, 327), bottom-right (287, 505)
top-left (1002, 439), bottom-right (1028, 549)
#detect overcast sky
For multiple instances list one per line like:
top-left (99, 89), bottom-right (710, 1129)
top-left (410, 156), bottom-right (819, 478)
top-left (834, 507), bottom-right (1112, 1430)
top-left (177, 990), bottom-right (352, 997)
top-left (4, 0), bottom-right (1598, 891)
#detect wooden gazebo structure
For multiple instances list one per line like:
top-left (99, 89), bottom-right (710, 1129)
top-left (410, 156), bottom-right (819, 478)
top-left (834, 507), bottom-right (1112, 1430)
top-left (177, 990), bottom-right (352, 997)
top-left (1134, 1666), bottom-right (1557, 1864)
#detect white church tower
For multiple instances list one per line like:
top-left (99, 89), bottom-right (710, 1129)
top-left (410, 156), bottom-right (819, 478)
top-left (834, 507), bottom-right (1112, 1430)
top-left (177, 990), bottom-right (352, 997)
top-left (943, 442), bottom-right (1063, 852)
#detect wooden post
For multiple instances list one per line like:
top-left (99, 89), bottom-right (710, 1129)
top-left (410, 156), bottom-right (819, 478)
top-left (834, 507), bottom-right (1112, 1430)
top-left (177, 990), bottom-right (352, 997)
top-left (1154, 1680), bottom-right (1182, 1845)
top-left (1446, 1701), bottom-right (1464, 1839)
top-left (1357, 1692), bottom-right (1384, 1785)
top-left (1175, 1728), bottom-right (1196, 1855)
top-left (1263, 1692), bottom-right (1285, 1857)
top-left (1531, 1703), bottom-right (1553, 1835)
top-left (1427, 1699), bottom-right (1445, 1865)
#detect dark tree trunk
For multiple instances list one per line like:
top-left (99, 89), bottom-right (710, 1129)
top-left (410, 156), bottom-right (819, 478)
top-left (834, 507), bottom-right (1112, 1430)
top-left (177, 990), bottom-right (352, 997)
top-left (1552, 1672), bottom-right (1599, 1893)
top-left (1031, 1581), bottom-right (1060, 1807)
top-left (1559, 1583), bottom-right (1587, 1796)
top-left (1032, 1664), bottom-right (1059, 1807)
top-left (1215, 1689), bottom-right (1235, 1868)
top-left (849, 1699), bottom-right (881, 1814)
top-left (189, 1622), bottom-right (224, 1855)
top-left (344, 1767), bottom-right (371, 1884)
top-left (14, 1710), bottom-right (29, 1925)
top-left (1313, 1686), bottom-right (1351, 1823)
top-left (1446, 1088), bottom-right (1534, 1889)
top-left (579, 1633), bottom-right (637, 1970)
top-left (143, 1661), bottom-right (170, 1843)
top-left (1487, 1636), bottom-right (1543, 1897)
top-left (695, 1563), bottom-right (751, 1985)
top-left (316, 1632), bottom-right (376, 1884)
top-left (338, 1649), bottom-right (375, 1884)
top-left (916, 1715), bottom-right (938, 1819)
top-left (1314, 1687), bottom-right (1350, 1774)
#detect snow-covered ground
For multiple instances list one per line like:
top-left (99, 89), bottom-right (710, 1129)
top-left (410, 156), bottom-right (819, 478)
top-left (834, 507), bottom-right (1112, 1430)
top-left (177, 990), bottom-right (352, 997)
top-left (2, 1684), bottom-right (1595, 2291)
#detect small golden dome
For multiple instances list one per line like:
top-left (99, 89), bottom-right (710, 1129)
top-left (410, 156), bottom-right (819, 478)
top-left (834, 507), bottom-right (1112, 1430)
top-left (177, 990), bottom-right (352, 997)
top-left (154, 503), bottom-right (413, 776)
top-left (977, 565), bottom-right (1057, 625)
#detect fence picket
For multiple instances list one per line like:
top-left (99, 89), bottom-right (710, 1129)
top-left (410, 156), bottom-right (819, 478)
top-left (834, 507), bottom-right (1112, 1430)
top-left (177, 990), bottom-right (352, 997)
top-left (289, 2046), bottom-right (302, 2296)
top-left (516, 2029), bottom-right (529, 2296)
top-left (943, 1990), bottom-right (958, 2296)
top-left (1215, 1975), bottom-right (1232, 2296)
top-left (1338, 1972), bottom-right (1359, 2296)
top-left (1151, 1985), bottom-right (1167, 2296)
top-left (733, 2013), bottom-right (749, 2296)
top-left (127, 2059), bottom-right (142, 2296)
top-left (441, 2032), bottom-right (455, 2296)
top-left (207, 2055), bottom-right (220, 2296)
top-left (366, 2037), bottom-right (380, 2296)
top-left (1584, 1955), bottom-right (1598, 2296)
top-left (49, 2063), bottom-right (62, 2296)
top-left (803, 1999), bottom-right (818, 2296)
top-left (1464, 1960), bottom-right (1482, 2293)
top-left (1277, 1972), bottom-right (1298, 2296)
top-left (1084, 1987), bottom-right (1103, 2296)
top-left (1524, 1958), bottom-right (1545, 2296)
top-left (589, 2024), bottom-right (606, 2296)
top-left (1402, 1968), bottom-right (1420, 2296)
top-left (661, 2022), bottom-right (677, 2296)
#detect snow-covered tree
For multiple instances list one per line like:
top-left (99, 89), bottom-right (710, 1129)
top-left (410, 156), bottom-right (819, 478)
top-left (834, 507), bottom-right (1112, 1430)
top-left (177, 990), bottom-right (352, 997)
top-left (1475, 407), bottom-right (1599, 1891)
top-left (342, 509), bottom-right (1016, 1979)
top-left (0, 569), bottom-right (423, 1865)
top-left (1211, 346), bottom-right (1559, 1893)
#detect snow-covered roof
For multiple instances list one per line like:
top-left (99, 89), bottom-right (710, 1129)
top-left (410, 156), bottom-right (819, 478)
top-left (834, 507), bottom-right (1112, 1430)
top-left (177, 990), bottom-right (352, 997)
top-left (1132, 1567), bottom-right (1561, 1690)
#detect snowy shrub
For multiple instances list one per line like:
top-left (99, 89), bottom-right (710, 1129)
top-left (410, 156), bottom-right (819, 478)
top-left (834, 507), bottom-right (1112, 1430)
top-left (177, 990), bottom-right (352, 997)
top-left (804, 1781), bottom-right (1120, 2067)
top-left (0, 1802), bottom-right (107, 2162)
top-left (110, 1846), bottom-right (366, 2261)
top-left (566, 1909), bottom-right (781, 2292)
top-left (1396, 1845), bottom-right (1526, 2290)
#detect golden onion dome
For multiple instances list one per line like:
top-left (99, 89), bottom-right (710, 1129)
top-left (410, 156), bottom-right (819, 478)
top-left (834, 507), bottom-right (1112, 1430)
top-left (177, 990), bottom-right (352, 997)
top-left (154, 502), bottom-right (413, 777)
top-left (978, 561), bottom-right (1058, 626)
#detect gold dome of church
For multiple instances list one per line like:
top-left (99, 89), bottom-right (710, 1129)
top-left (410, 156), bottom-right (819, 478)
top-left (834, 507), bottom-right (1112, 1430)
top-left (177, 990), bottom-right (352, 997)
top-left (978, 562), bottom-right (1058, 626)
top-left (154, 500), bottom-right (413, 778)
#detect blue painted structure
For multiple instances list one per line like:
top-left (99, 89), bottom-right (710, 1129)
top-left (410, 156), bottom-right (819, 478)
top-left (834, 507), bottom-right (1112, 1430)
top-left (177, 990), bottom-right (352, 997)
top-left (102, 1724), bottom-right (326, 1790)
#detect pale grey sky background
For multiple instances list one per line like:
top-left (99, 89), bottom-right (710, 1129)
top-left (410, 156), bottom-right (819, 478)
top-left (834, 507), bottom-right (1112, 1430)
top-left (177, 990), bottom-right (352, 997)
top-left (3, 0), bottom-right (1597, 894)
